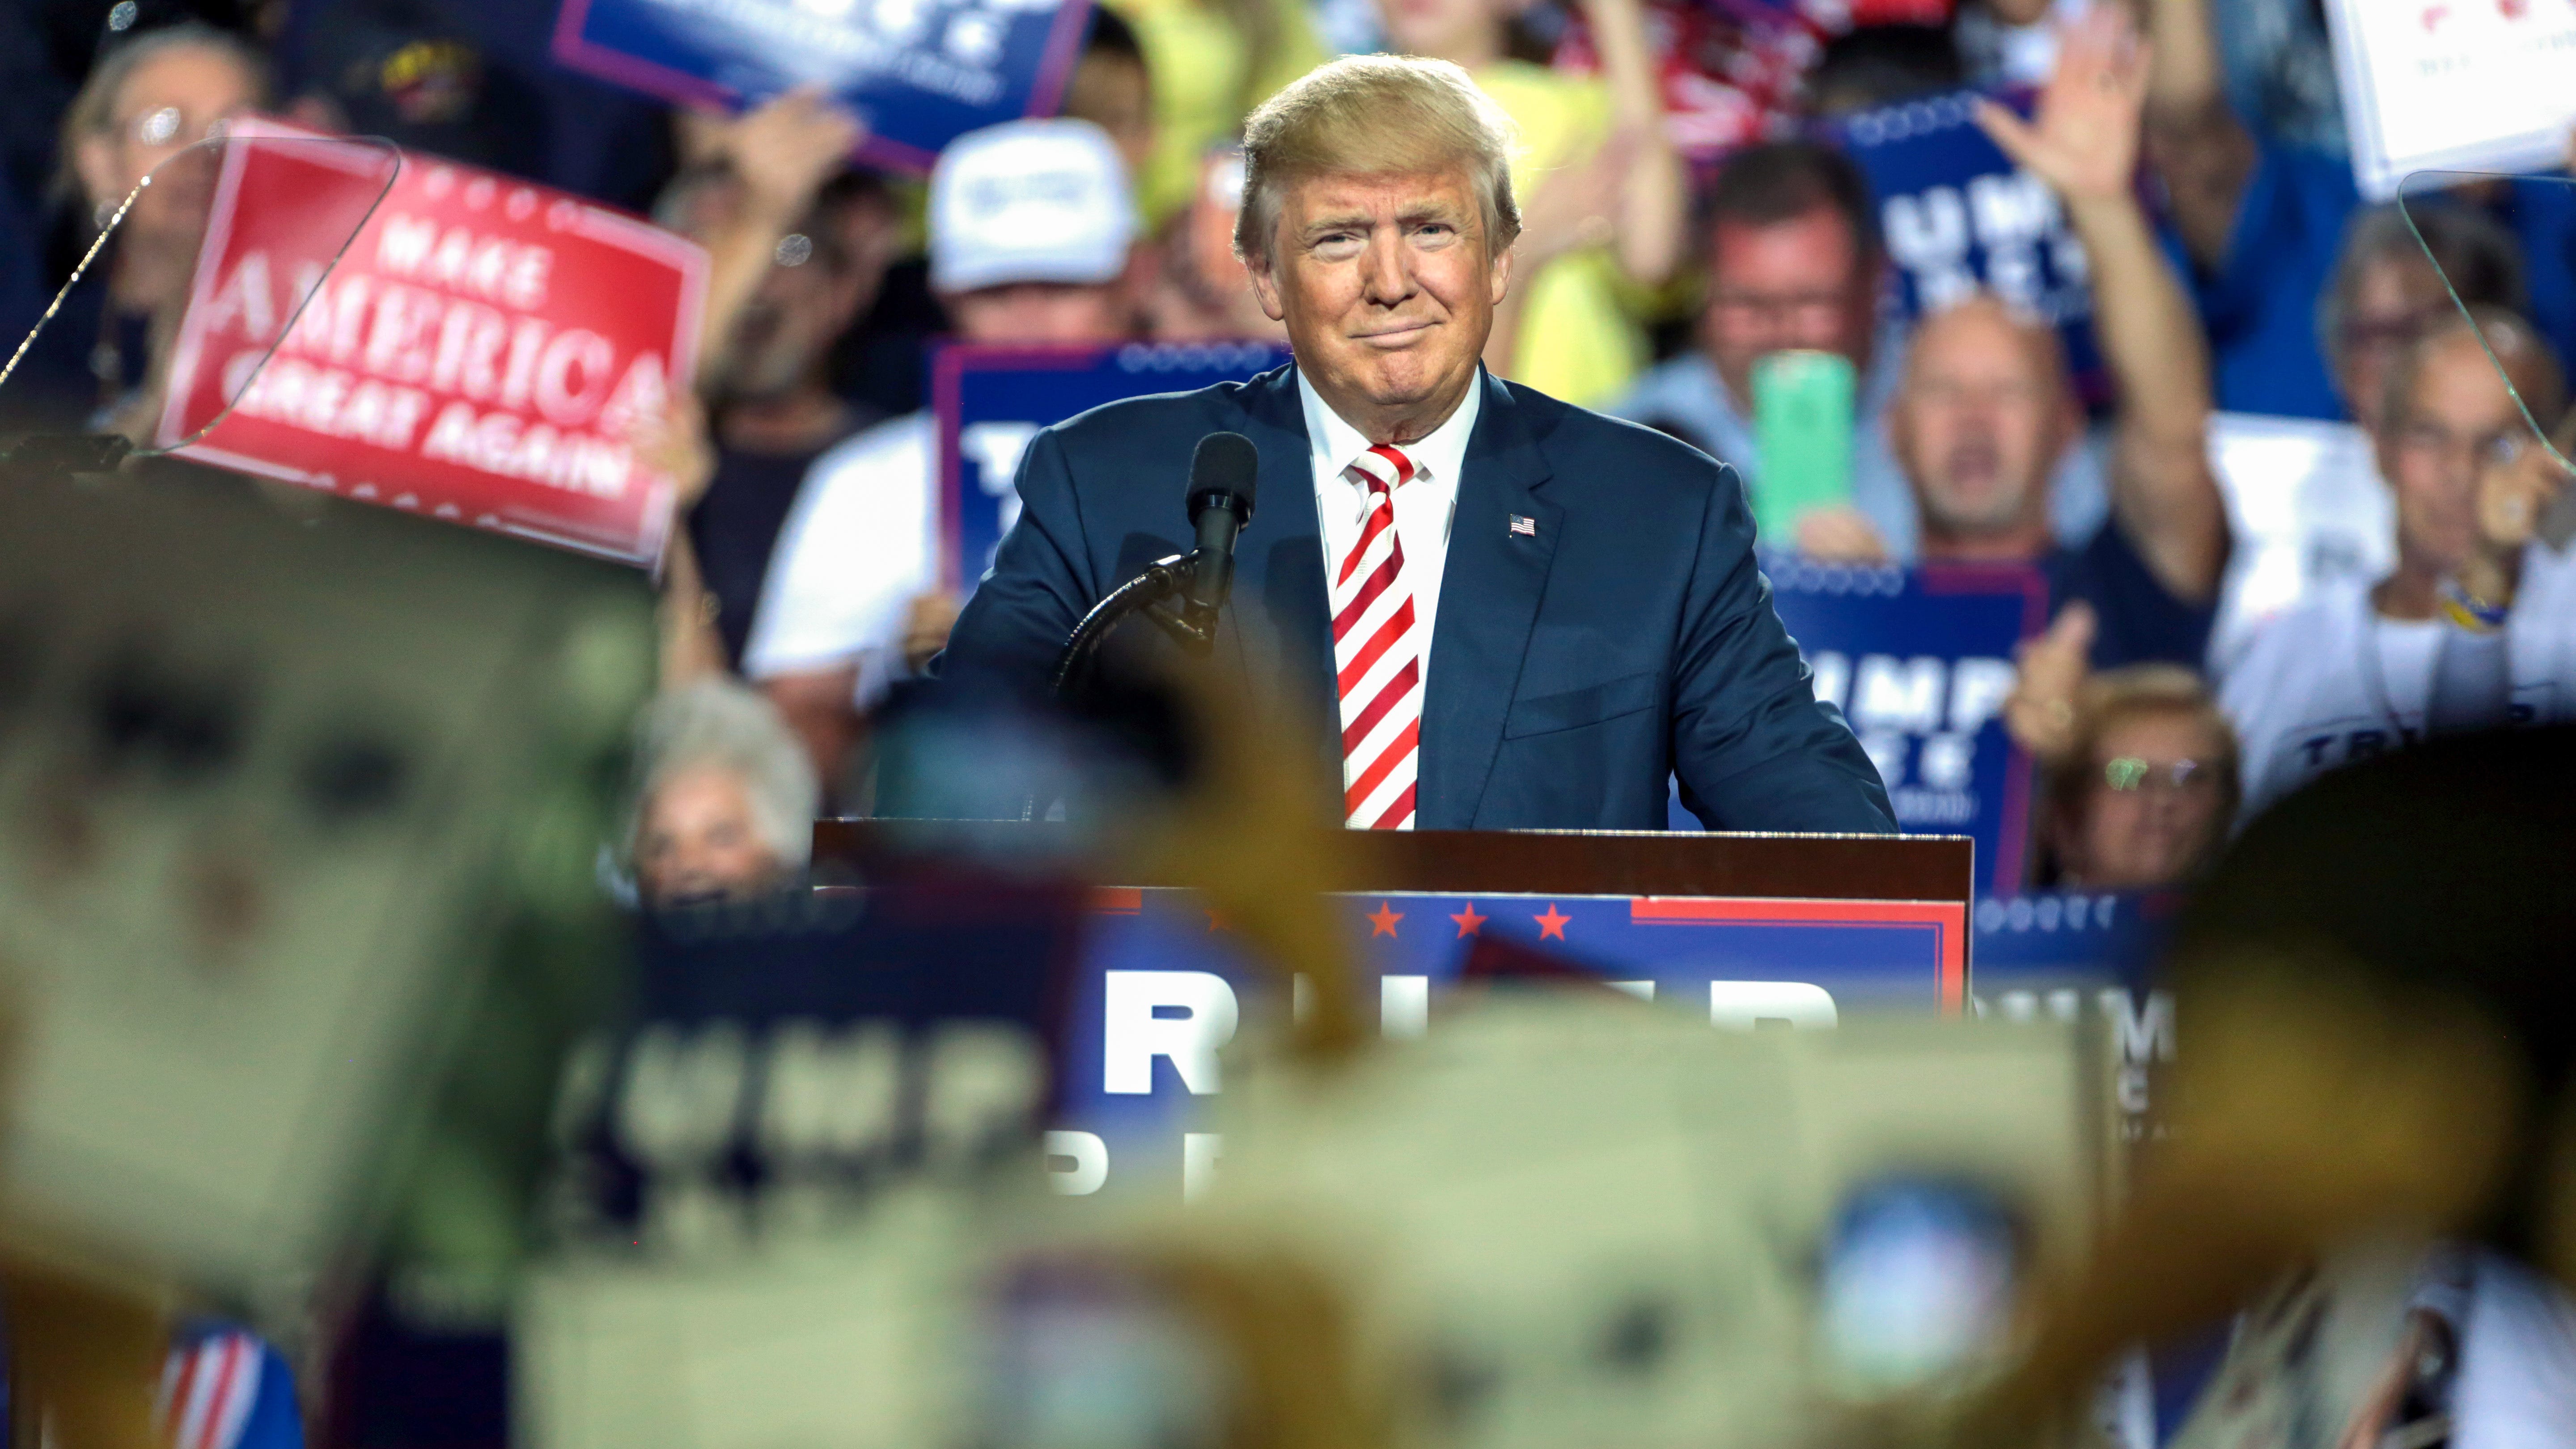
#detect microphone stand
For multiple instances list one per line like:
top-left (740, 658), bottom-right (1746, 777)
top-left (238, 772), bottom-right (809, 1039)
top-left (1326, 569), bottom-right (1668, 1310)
top-left (1050, 550), bottom-right (1224, 701)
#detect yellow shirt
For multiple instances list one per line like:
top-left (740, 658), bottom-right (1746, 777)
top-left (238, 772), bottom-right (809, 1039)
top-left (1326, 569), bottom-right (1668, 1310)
top-left (1102, 0), bottom-right (1323, 225)
top-left (1474, 60), bottom-right (1649, 408)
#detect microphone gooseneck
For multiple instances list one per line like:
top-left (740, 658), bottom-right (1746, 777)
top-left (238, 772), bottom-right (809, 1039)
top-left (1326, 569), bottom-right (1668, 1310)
top-left (1051, 431), bottom-right (1262, 703)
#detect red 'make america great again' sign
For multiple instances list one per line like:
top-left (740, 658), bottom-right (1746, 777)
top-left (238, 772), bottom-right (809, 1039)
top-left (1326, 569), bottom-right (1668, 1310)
top-left (157, 122), bottom-right (708, 567)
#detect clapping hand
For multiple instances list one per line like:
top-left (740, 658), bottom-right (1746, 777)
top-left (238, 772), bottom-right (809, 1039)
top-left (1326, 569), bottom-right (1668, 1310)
top-left (2478, 429), bottom-right (2576, 557)
top-left (631, 393), bottom-right (717, 513)
top-left (1793, 504), bottom-right (1894, 565)
top-left (901, 591), bottom-right (964, 674)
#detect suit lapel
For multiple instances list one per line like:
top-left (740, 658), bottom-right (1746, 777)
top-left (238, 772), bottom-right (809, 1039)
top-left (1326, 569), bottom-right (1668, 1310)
top-left (1420, 373), bottom-right (1560, 829)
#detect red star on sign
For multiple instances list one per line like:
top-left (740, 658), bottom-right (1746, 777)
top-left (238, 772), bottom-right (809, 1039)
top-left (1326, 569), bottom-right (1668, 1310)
top-left (1534, 903), bottom-right (1571, 940)
top-left (1367, 901), bottom-right (1404, 937)
top-left (1449, 902), bottom-right (1487, 937)
top-left (1205, 909), bottom-right (1230, 932)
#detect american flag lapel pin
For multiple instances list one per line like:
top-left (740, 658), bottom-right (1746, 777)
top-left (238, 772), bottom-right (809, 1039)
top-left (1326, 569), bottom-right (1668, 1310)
top-left (1509, 514), bottom-right (1537, 537)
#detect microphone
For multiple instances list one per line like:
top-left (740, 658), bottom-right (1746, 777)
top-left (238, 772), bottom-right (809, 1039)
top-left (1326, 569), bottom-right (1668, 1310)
top-left (1185, 431), bottom-right (1259, 620)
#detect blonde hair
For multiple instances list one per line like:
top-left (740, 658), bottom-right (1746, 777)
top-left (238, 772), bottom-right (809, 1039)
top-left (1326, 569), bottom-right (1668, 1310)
top-left (1233, 54), bottom-right (1521, 272)
top-left (2058, 664), bottom-right (2241, 816)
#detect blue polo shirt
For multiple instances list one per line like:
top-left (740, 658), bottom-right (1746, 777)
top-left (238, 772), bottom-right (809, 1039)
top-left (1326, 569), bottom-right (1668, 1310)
top-left (2169, 144), bottom-right (2357, 421)
top-left (2172, 142), bottom-right (2576, 424)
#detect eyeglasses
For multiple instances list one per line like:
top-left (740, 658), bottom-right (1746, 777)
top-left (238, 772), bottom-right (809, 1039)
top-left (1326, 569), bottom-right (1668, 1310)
top-left (2338, 305), bottom-right (2445, 353)
top-left (1708, 290), bottom-right (1853, 325)
top-left (2101, 757), bottom-right (2214, 793)
top-left (115, 106), bottom-right (232, 150)
top-left (2392, 419), bottom-right (2525, 468)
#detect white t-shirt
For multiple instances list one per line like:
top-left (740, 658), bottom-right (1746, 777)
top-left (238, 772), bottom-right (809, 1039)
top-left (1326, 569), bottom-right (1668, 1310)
top-left (1297, 370), bottom-right (1476, 700)
top-left (2217, 543), bottom-right (2576, 818)
top-left (740, 411), bottom-right (940, 707)
top-left (2453, 1253), bottom-right (2576, 1449)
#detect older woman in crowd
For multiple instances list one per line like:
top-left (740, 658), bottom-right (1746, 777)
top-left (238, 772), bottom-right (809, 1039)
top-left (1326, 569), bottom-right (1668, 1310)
top-left (625, 679), bottom-right (820, 908)
top-left (2039, 664), bottom-right (2240, 890)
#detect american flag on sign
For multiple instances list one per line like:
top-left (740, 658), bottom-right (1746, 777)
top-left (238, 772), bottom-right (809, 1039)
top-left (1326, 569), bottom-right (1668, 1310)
top-left (1510, 514), bottom-right (1537, 537)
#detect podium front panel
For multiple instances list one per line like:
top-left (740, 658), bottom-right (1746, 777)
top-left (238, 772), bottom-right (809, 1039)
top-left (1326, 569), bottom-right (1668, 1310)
top-left (814, 823), bottom-right (1974, 1202)
top-left (1060, 886), bottom-right (1966, 1196)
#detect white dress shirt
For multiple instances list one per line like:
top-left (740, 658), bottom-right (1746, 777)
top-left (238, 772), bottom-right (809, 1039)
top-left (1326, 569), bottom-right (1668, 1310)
top-left (1297, 367), bottom-right (1480, 699)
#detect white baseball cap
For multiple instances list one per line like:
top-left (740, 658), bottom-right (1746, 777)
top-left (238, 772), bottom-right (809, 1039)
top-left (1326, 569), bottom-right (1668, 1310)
top-left (930, 119), bottom-right (1139, 294)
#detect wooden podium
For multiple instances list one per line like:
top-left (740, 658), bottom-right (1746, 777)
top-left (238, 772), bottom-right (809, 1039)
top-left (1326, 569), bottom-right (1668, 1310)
top-left (813, 823), bottom-right (1970, 907)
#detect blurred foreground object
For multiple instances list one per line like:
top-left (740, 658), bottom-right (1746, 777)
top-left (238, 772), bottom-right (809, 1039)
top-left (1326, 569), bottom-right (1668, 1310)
top-left (0, 449), bottom-right (654, 1432)
top-left (525, 653), bottom-right (2055, 1449)
top-left (1004, 993), bottom-right (2118, 1449)
top-left (1970, 726), bottom-right (2576, 1436)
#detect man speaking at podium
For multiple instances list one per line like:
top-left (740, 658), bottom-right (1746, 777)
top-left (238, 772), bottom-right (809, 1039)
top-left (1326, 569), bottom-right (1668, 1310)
top-left (936, 55), bottom-right (1893, 833)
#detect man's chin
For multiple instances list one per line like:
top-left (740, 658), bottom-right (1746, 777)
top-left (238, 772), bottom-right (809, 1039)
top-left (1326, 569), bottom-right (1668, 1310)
top-left (1925, 479), bottom-right (2029, 534)
top-left (1351, 354), bottom-right (1469, 404)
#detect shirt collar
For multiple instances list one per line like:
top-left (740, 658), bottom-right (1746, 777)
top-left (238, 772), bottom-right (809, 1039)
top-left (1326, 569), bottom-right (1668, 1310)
top-left (1296, 364), bottom-right (1484, 489)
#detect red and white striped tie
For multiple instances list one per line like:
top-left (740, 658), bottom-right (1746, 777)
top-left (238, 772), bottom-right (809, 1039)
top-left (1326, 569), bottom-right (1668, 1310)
top-left (1334, 443), bottom-right (1423, 830)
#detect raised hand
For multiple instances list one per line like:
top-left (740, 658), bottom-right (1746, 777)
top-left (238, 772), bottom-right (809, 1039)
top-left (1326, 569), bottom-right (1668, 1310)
top-left (1513, 123), bottom-right (1644, 269)
top-left (2002, 601), bottom-right (2097, 763)
top-left (720, 85), bottom-right (865, 221)
top-left (1973, 8), bottom-right (2151, 208)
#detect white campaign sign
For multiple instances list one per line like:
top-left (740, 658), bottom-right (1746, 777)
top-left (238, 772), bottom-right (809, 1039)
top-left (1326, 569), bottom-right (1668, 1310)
top-left (2325, 0), bottom-right (2576, 197)
top-left (2203, 411), bottom-right (2395, 678)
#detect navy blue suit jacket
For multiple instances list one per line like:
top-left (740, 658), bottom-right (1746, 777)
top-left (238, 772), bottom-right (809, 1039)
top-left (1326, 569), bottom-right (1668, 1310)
top-left (935, 365), bottom-right (1893, 833)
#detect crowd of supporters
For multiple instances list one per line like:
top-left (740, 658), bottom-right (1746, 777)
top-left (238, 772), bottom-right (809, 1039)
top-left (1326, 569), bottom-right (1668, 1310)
top-left (6, 4), bottom-right (2576, 1443)
top-left (2, 0), bottom-right (2570, 901)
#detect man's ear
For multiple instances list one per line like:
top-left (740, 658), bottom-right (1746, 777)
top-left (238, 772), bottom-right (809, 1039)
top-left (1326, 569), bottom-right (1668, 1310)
top-left (1488, 242), bottom-right (1512, 306)
top-left (1246, 254), bottom-right (1287, 323)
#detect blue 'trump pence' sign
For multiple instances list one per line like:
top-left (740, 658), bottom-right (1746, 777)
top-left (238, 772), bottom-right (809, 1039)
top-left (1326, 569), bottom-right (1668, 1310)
top-left (933, 341), bottom-right (1292, 588)
top-left (1835, 89), bottom-right (2106, 401)
top-left (552, 0), bottom-right (1095, 172)
top-left (1727, 558), bottom-right (2045, 891)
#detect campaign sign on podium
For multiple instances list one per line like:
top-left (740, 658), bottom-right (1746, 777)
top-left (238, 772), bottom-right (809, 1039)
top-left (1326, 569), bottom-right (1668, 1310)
top-left (932, 340), bottom-right (1290, 588)
top-left (157, 122), bottom-right (707, 567)
top-left (1049, 886), bottom-right (1967, 1199)
top-left (551, 0), bottom-right (1096, 174)
top-left (1673, 559), bottom-right (2045, 893)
